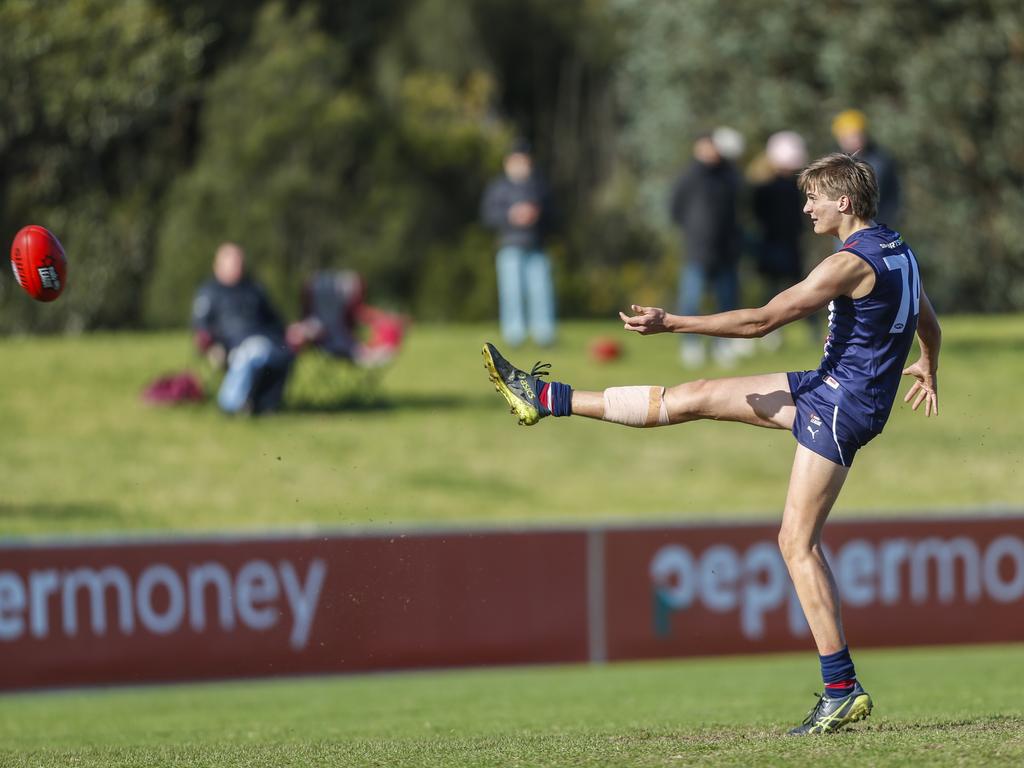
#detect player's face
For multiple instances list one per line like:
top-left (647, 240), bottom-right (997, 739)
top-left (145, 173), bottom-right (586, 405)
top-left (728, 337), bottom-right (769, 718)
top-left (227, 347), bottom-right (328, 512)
top-left (802, 189), bottom-right (843, 236)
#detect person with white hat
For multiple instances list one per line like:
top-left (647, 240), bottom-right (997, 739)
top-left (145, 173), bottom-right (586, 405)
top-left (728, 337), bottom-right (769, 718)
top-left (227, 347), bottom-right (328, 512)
top-left (752, 131), bottom-right (813, 349)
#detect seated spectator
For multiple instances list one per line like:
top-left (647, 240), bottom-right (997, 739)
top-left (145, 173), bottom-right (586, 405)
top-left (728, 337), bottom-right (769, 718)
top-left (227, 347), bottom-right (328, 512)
top-left (192, 243), bottom-right (293, 415)
top-left (285, 270), bottom-right (406, 368)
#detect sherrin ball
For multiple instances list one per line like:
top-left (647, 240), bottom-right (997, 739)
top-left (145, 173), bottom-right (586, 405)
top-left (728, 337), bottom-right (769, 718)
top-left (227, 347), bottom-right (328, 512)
top-left (10, 225), bottom-right (67, 302)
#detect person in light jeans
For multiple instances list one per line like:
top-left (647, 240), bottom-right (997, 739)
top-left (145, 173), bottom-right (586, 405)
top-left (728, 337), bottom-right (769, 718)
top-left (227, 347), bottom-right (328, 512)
top-left (677, 260), bottom-right (739, 353)
top-left (669, 131), bottom-right (743, 367)
top-left (215, 334), bottom-right (291, 414)
top-left (481, 139), bottom-right (556, 347)
top-left (494, 245), bottom-right (555, 348)
top-left (192, 243), bottom-right (293, 415)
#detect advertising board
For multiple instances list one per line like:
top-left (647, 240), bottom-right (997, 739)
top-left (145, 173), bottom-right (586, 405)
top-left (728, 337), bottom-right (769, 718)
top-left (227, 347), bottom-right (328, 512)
top-left (2, 516), bottom-right (1021, 690)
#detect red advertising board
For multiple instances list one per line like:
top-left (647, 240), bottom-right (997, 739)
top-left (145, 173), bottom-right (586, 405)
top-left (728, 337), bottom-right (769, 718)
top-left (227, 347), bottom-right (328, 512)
top-left (0, 531), bottom-right (588, 690)
top-left (602, 517), bottom-right (1024, 659)
top-left (1, 516), bottom-right (1022, 690)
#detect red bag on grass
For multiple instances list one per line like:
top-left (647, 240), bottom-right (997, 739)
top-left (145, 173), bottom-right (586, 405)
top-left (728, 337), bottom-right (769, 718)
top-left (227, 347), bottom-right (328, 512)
top-left (142, 372), bottom-right (205, 405)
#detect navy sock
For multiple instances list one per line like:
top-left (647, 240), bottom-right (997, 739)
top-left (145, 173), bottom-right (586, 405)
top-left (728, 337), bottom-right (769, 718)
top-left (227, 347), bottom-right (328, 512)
top-left (820, 646), bottom-right (857, 698)
top-left (538, 381), bottom-right (573, 417)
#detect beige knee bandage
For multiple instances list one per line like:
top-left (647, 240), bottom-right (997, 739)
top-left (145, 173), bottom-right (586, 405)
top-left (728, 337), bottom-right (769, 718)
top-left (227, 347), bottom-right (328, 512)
top-left (602, 386), bottom-right (670, 427)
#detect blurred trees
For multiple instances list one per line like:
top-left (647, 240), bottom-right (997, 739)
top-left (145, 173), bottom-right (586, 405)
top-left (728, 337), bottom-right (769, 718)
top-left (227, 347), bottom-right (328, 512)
top-left (0, 0), bottom-right (202, 331)
top-left (1, 0), bottom-right (1022, 331)
top-left (147, 4), bottom-right (375, 324)
top-left (616, 0), bottom-right (1024, 312)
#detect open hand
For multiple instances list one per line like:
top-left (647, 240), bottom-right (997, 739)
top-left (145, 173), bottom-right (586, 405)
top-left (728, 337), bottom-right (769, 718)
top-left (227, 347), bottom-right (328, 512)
top-left (619, 305), bottom-right (669, 335)
top-left (902, 358), bottom-right (938, 417)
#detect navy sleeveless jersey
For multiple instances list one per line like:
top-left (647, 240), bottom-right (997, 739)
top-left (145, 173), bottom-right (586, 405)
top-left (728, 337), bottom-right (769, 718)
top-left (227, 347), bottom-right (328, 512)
top-left (818, 224), bottom-right (920, 433)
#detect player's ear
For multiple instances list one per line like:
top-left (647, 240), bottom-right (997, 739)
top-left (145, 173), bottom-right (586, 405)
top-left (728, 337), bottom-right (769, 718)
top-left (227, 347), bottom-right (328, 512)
top-left (837, 195), bottom-right (852, 213)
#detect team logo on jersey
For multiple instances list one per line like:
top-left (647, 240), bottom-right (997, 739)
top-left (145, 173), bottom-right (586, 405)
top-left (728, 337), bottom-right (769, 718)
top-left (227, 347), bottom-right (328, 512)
top-left (807, 412), bottom-right (823, 439)
top-left (822, 375), bottom-right (840, 390)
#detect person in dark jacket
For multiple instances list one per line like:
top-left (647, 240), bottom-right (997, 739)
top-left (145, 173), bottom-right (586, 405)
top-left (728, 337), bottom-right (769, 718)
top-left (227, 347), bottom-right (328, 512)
top-left (831, 109), bottom-right (902, 228)
top-left (752, 131), bottom-right (814, 349)
top-left (480, 139), bottom-right (555, 347)
top-left (669, 132), bottom-right (742, 367)
top-left (192, 243), bottom-right (293, 415)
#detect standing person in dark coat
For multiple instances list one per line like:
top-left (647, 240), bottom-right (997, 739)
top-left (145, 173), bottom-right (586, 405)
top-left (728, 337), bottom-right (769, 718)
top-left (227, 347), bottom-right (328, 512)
top-left (192, 243), bottom-right (293, 415)
top-left (831, 109), bottom-right (902, 228)
top-left (669, 132), bottom-right (742, 367)
top-left (752, 131), bottom-right (813, 349)
top-left (480, 139), bottom-right (556, 347)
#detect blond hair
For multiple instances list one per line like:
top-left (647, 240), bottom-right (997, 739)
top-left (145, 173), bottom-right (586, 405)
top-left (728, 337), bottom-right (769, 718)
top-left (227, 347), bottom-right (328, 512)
top-left (798, 153), bottom-right (879, 220)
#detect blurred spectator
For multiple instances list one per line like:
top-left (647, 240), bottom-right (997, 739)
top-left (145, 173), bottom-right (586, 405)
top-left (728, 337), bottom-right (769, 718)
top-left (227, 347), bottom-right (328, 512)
top-left (192, 243), bottom-right (293, 415)
top-left (831, 109), bottom-right (902, 227)
top-left (712, 125), bottom-right (745, 163)
top-left (285, 270), bottom-right (406, 368)
top-left (669, 131), bottom-right (743, 367)
top-left (480, 139), bottom-right (556, 347)
top-left (752, 131), bottom-right (813, 349)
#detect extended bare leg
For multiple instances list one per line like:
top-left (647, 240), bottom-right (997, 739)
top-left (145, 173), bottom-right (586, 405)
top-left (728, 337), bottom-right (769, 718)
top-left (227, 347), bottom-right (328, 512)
top-left (571, 372), bottom-right (796, 430)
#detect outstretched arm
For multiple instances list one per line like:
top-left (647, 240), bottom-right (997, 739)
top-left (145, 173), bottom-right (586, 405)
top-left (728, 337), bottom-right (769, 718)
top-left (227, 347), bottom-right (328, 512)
top-left (620, 251), bottom-right (874, 338)
top-left (902, 290), bottom-right (940, 417)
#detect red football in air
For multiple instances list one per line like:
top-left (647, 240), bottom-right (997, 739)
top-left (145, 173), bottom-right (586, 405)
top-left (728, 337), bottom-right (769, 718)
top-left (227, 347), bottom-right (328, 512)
top-left (9, 225), bottom-right (67, 302)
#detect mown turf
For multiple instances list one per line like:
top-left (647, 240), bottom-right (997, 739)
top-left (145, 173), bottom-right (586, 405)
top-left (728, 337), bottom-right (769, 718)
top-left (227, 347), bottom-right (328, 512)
top-left (2, 316), bottom-right (1023, 537)
top-left (1, 644), bottom-right (1022, 767)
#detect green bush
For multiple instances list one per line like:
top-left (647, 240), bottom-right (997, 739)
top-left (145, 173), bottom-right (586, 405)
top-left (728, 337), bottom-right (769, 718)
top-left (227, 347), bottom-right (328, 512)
top-left (615, 0), bottom-right (1024, 312)
top-left (146, 4), bottom-right (372, 324)
top-left (0, 0), bottom-right (201, 332)
top-left (146, 3), bottom-right (510, 327)
top-left (3, 1), bottom-right (1022, 332)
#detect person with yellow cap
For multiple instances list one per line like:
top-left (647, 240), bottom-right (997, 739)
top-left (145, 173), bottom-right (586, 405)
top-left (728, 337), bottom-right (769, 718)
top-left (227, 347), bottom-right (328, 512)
top-left (831, 109), bottom-right (902, 227)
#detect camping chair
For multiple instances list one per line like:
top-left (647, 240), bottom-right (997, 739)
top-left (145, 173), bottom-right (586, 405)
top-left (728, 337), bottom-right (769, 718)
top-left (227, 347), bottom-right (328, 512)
top-left (286, 270), bottom-right (406, 407)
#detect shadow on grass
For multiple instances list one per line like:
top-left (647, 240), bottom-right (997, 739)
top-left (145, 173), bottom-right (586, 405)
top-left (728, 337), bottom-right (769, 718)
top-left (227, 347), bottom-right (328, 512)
top-left (285, 392), bottom-right (496, 415)
top-left (0, 502), bottom-right (125, 527)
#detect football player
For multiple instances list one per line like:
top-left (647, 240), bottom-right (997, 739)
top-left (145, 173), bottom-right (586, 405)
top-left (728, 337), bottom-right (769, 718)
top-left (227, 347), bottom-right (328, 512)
top-left (483, 153), bottom-right (941, 734)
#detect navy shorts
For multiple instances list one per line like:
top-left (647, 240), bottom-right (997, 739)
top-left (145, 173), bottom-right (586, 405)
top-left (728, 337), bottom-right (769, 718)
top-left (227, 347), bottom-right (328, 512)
top-left (786, 370), bottom-right (879, 467)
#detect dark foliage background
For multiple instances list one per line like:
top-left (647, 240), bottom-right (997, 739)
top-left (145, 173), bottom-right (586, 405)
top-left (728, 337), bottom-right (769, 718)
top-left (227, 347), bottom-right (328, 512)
top-left (1, 0), bottom-right (1020, 332)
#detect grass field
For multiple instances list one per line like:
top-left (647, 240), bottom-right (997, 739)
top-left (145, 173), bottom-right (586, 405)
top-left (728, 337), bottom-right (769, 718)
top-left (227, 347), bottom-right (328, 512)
top-left (2, 316), bottom-right (1022, 537)
top-left (1, 645), bottom-right (1022, 767)
top-left (2, 318), bottom-right (1023, 766)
